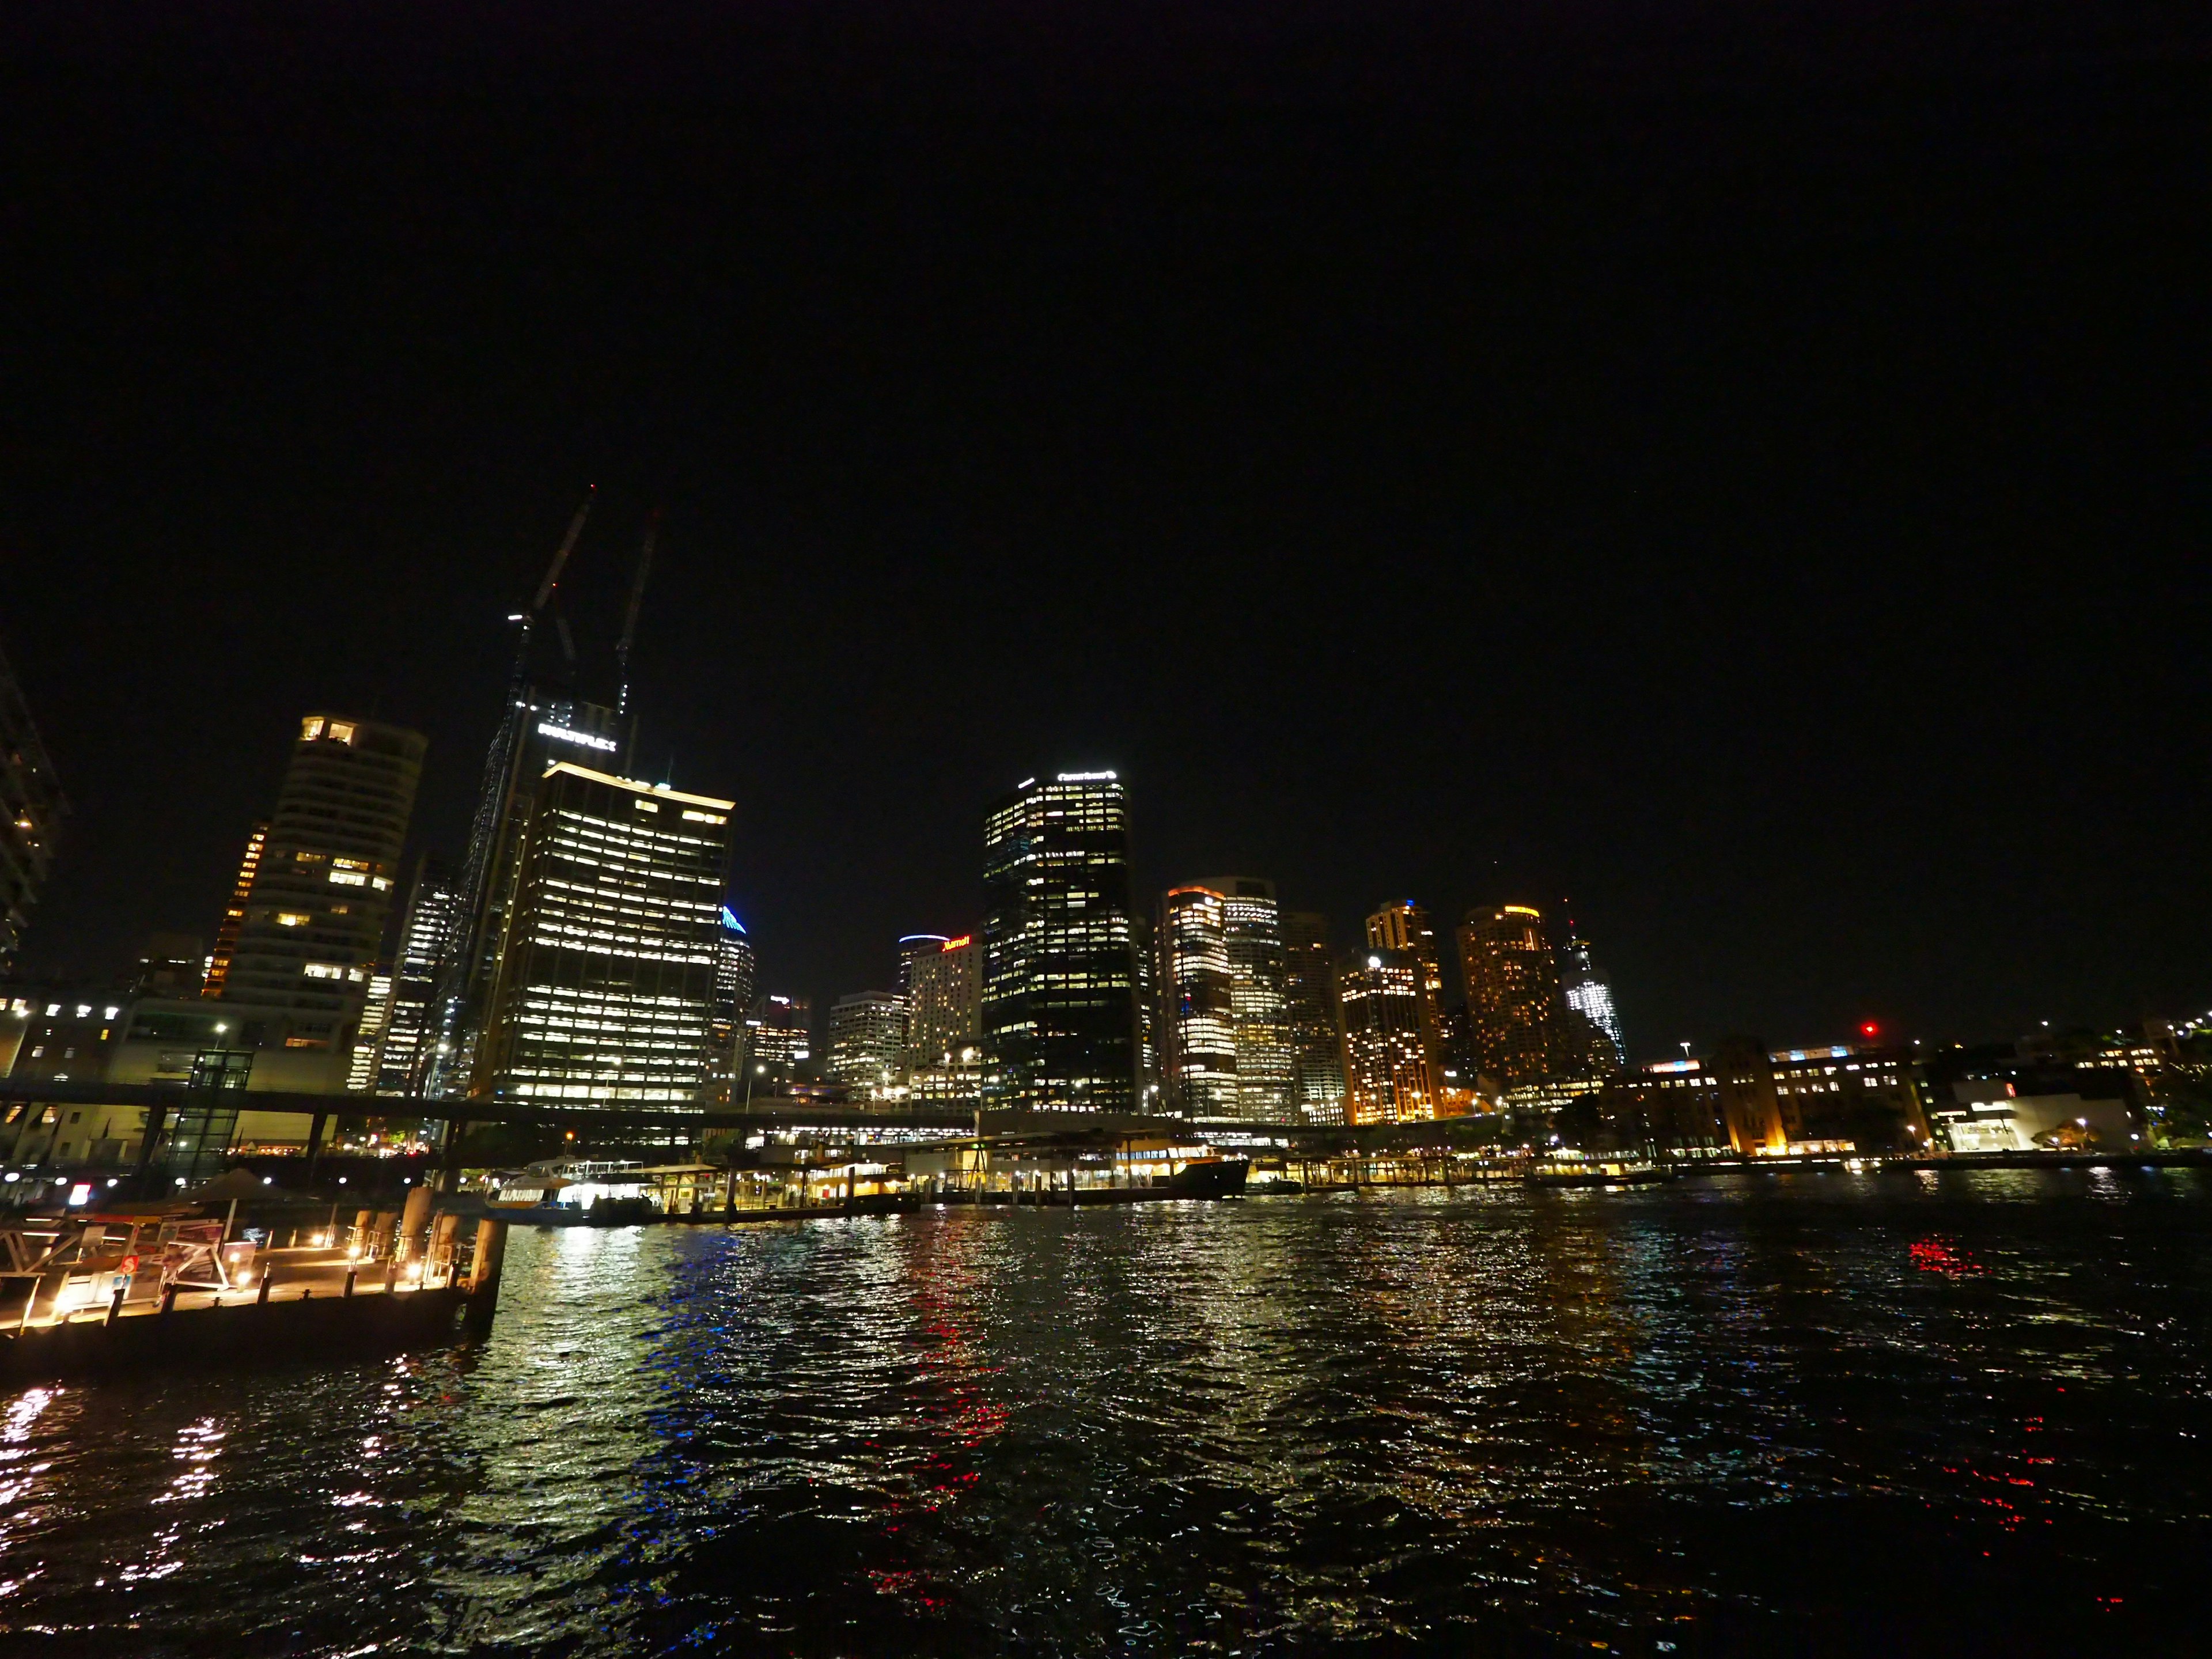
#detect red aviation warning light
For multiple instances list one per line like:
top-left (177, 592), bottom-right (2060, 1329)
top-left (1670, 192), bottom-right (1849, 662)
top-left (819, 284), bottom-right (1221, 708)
top-left (1860, 1021), bottom-right (1880, 1039)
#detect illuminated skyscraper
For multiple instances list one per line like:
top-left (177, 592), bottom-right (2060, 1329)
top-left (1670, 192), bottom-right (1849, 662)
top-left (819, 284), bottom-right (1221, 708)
top-left (1365, 902), bottom-right (1444, 1068)
top-left (1282, 911), bottom-right (1346, 1124)
top-left (982, 771), bottom-right (1141, 1112)
top-left (1558, 925), bottom-right (1626, 1075)
top-left (216, 715), bottom-right (424, 1084)
top-left (374, 858), bottom-right (465, 1095)
top-left (710, 907), bottom-right (757, 1094)
top-left (1213, 878), bottom-right (1295, 1120)
top-left (436, 694), bottom-right (624, 1093)
top-left (899, 934), bottom-right (950, 994)
top-left (0, 639), bottom-right (67, 972)
top-left (1160, 885), bottom-right (1240, 1117)
top-left (827, 991), bottom-right (909, 1099)
top-left (744, 994), bottom-right (812, 1089)
top-left (907, 933), bottom-right (980, 1062)
top-left (349, 971), bottom-right (395, 1091)
top-left (1336, 948), bottom-right (1438, 1124)
top-left (200, 823), bottom-right (267, 998)
top-left (474, 763), bottom-right (734, 1107)
top-left (1457, 903), bottom-right (1565, 1086)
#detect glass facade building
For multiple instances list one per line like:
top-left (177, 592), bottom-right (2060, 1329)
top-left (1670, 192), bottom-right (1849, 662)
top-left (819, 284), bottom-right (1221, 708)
top-left (1160, 885), bottom-right (1241, 1117)
top-left (373, 858), bottom-right (465, 1095)
top-left (1282, 911), bottom-right (1346, 1124)
top-left (437, 691), bottom-right (626, 1096)
top-left (982, 772), bottom-right (1141, 1113)
top-left (710, 908), bottom-right (758, 1097)
top-left (474, 763), bottom-right (734, 1107)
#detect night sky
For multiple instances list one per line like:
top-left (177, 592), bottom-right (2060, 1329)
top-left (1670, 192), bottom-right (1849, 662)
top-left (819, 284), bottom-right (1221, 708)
top-left (3, 1), bottom-right (2206, 1057)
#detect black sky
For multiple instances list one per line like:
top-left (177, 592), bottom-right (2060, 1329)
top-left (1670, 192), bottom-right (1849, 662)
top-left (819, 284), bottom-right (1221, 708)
top-left (3, 0), bottom-right (2207, 1057)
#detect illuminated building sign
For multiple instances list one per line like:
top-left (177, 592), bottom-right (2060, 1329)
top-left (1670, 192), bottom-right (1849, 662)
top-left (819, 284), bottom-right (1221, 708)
top-left (536, 721), bottom-right (619, 753)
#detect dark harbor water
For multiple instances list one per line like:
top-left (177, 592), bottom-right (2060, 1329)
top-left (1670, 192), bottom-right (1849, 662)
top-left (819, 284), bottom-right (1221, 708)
top-left (3, 1170), bottom-right (2210, 1656)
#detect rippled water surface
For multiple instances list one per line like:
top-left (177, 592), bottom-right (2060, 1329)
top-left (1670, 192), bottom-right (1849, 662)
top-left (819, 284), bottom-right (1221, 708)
top-left (4, 1169), bottom-right (2210, 1654)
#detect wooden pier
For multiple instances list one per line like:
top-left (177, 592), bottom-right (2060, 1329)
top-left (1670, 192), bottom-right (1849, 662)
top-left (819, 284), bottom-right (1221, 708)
top-left (0, 1202), bottom-right (507, 1381)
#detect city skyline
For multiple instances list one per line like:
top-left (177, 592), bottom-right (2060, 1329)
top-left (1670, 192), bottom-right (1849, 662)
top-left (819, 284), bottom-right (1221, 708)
top-left (1, 645), bottom-right (2202, 1070)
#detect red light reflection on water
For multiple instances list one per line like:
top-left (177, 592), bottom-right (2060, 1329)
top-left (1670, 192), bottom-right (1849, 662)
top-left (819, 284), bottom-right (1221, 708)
top-left (1910, 1236), bottom-right (1988, 1277)
top-left (865, 1228), bottom-right (1011, 1615)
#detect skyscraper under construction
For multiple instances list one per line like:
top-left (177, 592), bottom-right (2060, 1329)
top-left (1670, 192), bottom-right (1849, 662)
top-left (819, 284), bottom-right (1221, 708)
top-left (428, 495), bottom-right (664, 1097)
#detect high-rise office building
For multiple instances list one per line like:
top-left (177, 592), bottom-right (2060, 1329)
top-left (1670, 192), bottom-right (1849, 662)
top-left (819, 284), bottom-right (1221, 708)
top-left (1281, 911), bottom-right (1346, 1124)
top-left (982, 772), bottom-right (1141, 1112)
top-left (437, 694), bottom-right (626, 1094)
top-left (1200, 876), bottom-right (1296, 1121)
top-left (907, 933), bottom-right (980, 1062)
top-left (827, 991), bottom-right (909, 1099)
top-left (1457, 903), bottom-right (1565, 1087)
top-left (710, 907), bottom-right (758, 1096)
top-left (1366, 902), bottom-right (1444, 1067)
top-left (349, 971), bottom-right (395, 1091)
top-left (0, 640), bottom-right (67, 972)
top-left (1558, 925), bottom-right (1626, 1075)
top-left (200, 823), bottom-right (267, 998)
top-left (215, 715), bottom-right (425, 1083)
top-left (1131, 910), bottom-right (1161, 1109)
top-left (898, 934), bottom-right (950, 994)
top-left (1336, 948), bottom-right (1438, 1124)
top-left (474, 763), bottom-right (734, 1107)
top-left (374, 858), bottom-right (465, 1095)
top-left (1159, 885), bottom-right (1241, 1117)
top-left (744, 994), bottom-right (812, 1089)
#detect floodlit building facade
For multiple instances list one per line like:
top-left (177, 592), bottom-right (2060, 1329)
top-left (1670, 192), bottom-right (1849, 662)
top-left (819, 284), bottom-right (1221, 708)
top-left (1336, 948), bottom-right (1439, 1124)
top-left (474, 763), bottom-right (734, 1107)
top-left (982, 772), bottom-right (1142, 1112)
top-left (1457, 904), bottom-right (1565, 1088)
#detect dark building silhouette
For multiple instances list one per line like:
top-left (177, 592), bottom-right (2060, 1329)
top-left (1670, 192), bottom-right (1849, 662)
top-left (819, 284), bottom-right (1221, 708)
top-left (0, 639), bottom-right (67, 974)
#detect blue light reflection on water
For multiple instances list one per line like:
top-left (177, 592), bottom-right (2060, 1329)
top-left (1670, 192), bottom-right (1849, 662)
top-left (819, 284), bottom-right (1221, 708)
top-left (1, 1169), bottom-right (2208, 1654)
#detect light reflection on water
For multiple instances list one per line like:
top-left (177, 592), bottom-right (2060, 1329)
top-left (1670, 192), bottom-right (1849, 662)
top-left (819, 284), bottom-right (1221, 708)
top-left (0, 1170), bottom-right (2207, 1653)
